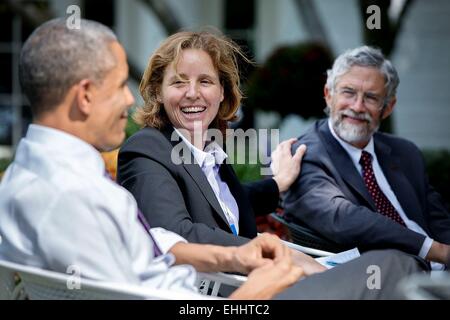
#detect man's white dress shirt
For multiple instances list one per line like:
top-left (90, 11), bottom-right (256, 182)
top-left (0, 124), bottom-right (199, 290)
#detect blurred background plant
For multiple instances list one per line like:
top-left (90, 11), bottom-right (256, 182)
top-left (244, 42), bottom-right (333, 125)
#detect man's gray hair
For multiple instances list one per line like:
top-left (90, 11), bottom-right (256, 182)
top-left (19, 18), bottom-right (118, 116)
top-left (325, 46), bottom-right (399, 107)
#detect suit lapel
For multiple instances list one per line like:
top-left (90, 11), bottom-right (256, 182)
top-left (374, 137), bottom-right (427, 228)
top-left (162, 127), bottom-right (230, 227)
top-left (318, 121), bottom-right (377, 210)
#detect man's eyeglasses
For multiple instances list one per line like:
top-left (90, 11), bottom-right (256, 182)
top-left (336, 87), bottom-right (386, 110)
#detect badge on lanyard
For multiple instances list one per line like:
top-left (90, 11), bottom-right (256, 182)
top-left (230, 223), bottom-right (238, 236)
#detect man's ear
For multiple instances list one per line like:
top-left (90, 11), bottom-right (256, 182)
top-left (381, 96), bottom-right (396, 120)
top-left (324, 85), bottom-right (332, 106)
top-left (76, 79), bottom-right (94, 115)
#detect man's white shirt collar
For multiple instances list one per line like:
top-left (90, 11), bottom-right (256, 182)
top-left (17, 124), bottom-right (106, 177)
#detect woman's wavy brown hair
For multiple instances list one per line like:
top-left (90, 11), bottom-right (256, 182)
top-left (134, 29), bottom-right (250, 136)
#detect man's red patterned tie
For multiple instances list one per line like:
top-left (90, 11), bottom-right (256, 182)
top-left (359, 151), bottom-right (406, 226)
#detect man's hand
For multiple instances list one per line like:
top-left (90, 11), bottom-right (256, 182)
top-left (426, 241), bottom-right (450, 265)
top-left (171, 234), bottom-right (305, 299)
top-left (230, 233), bottom-right (291, 274)
top-left (290, 248), bottom-right (327, 276)
top-left (271, 139), bottom-right (306, 193)
top-left (230, 254), bottom-right (304, 300)
top-left (170, 233), bottom-right (296, 274)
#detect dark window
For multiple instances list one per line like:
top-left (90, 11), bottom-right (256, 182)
top-left (84, 0), bottom-right (115, 28)
top-left (225, 0), bottom-right (255, 30)
top-left (0, 54), bottom-right (12, 94)
top-left (0, 3), bottom-right (12, 42)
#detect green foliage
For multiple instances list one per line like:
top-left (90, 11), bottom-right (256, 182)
top-left (422, 149), bottom-right (450, 208)
top-left (232, 163), bottom-right (262, 183)
top-left (245, 42), bottom-right (333, 119)
top-left (0, 158), bottom-right (12, 180)
top-left (0, 158), bottom-right (11, 172)
top-left (125, 114), bottom-right (141, 139)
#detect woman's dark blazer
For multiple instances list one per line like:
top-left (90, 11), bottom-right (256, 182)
top-left (117, 126), bottom-right (279, 246)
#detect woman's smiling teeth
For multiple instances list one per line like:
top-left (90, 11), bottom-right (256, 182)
top-left (181, 106), bottom-right (206, 114)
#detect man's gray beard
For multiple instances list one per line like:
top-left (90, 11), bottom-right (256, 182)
top-left (333, 117), bottom-right (379, 146)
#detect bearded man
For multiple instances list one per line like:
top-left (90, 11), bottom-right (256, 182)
top-left (284, 46), bottom-right (450, 270)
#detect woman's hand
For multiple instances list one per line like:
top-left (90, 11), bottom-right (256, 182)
top-left (271, 139), bottom-right (306, 193)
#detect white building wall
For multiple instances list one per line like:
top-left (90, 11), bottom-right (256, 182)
top-left (255, 0), bottom-right (362, 62)
top-left (392, 0), bottom-right (450, 150)
top-left (115, 0), bottom-right (167, 73)
top-left (315, 0), bottom-right (363, 55)
top-left (255, 0), bottom-right (307, 62)
top-left (167, 0), bottom-right (223, 28)
top-left (116, 0), bottom-right (224, 74)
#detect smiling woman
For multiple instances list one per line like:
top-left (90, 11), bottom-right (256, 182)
top-left (117, 30), bottom-right (306, 248)
top-left (159, 48), bottom-right (224, 148)
top-left (134, 30), bottom-right (246, 141)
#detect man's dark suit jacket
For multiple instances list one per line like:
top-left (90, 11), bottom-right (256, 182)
top-left (117, 126), bottom-right (279, 247)
top-left (284, 119), bottom-right (450, 255)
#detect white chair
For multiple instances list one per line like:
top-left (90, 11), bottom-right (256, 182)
top-left (0, 259), bottom-right (219, 300)
top-left (196, 272), bottom-right (247, 297)
top-left (0, 262), bottom-right (25, 300)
